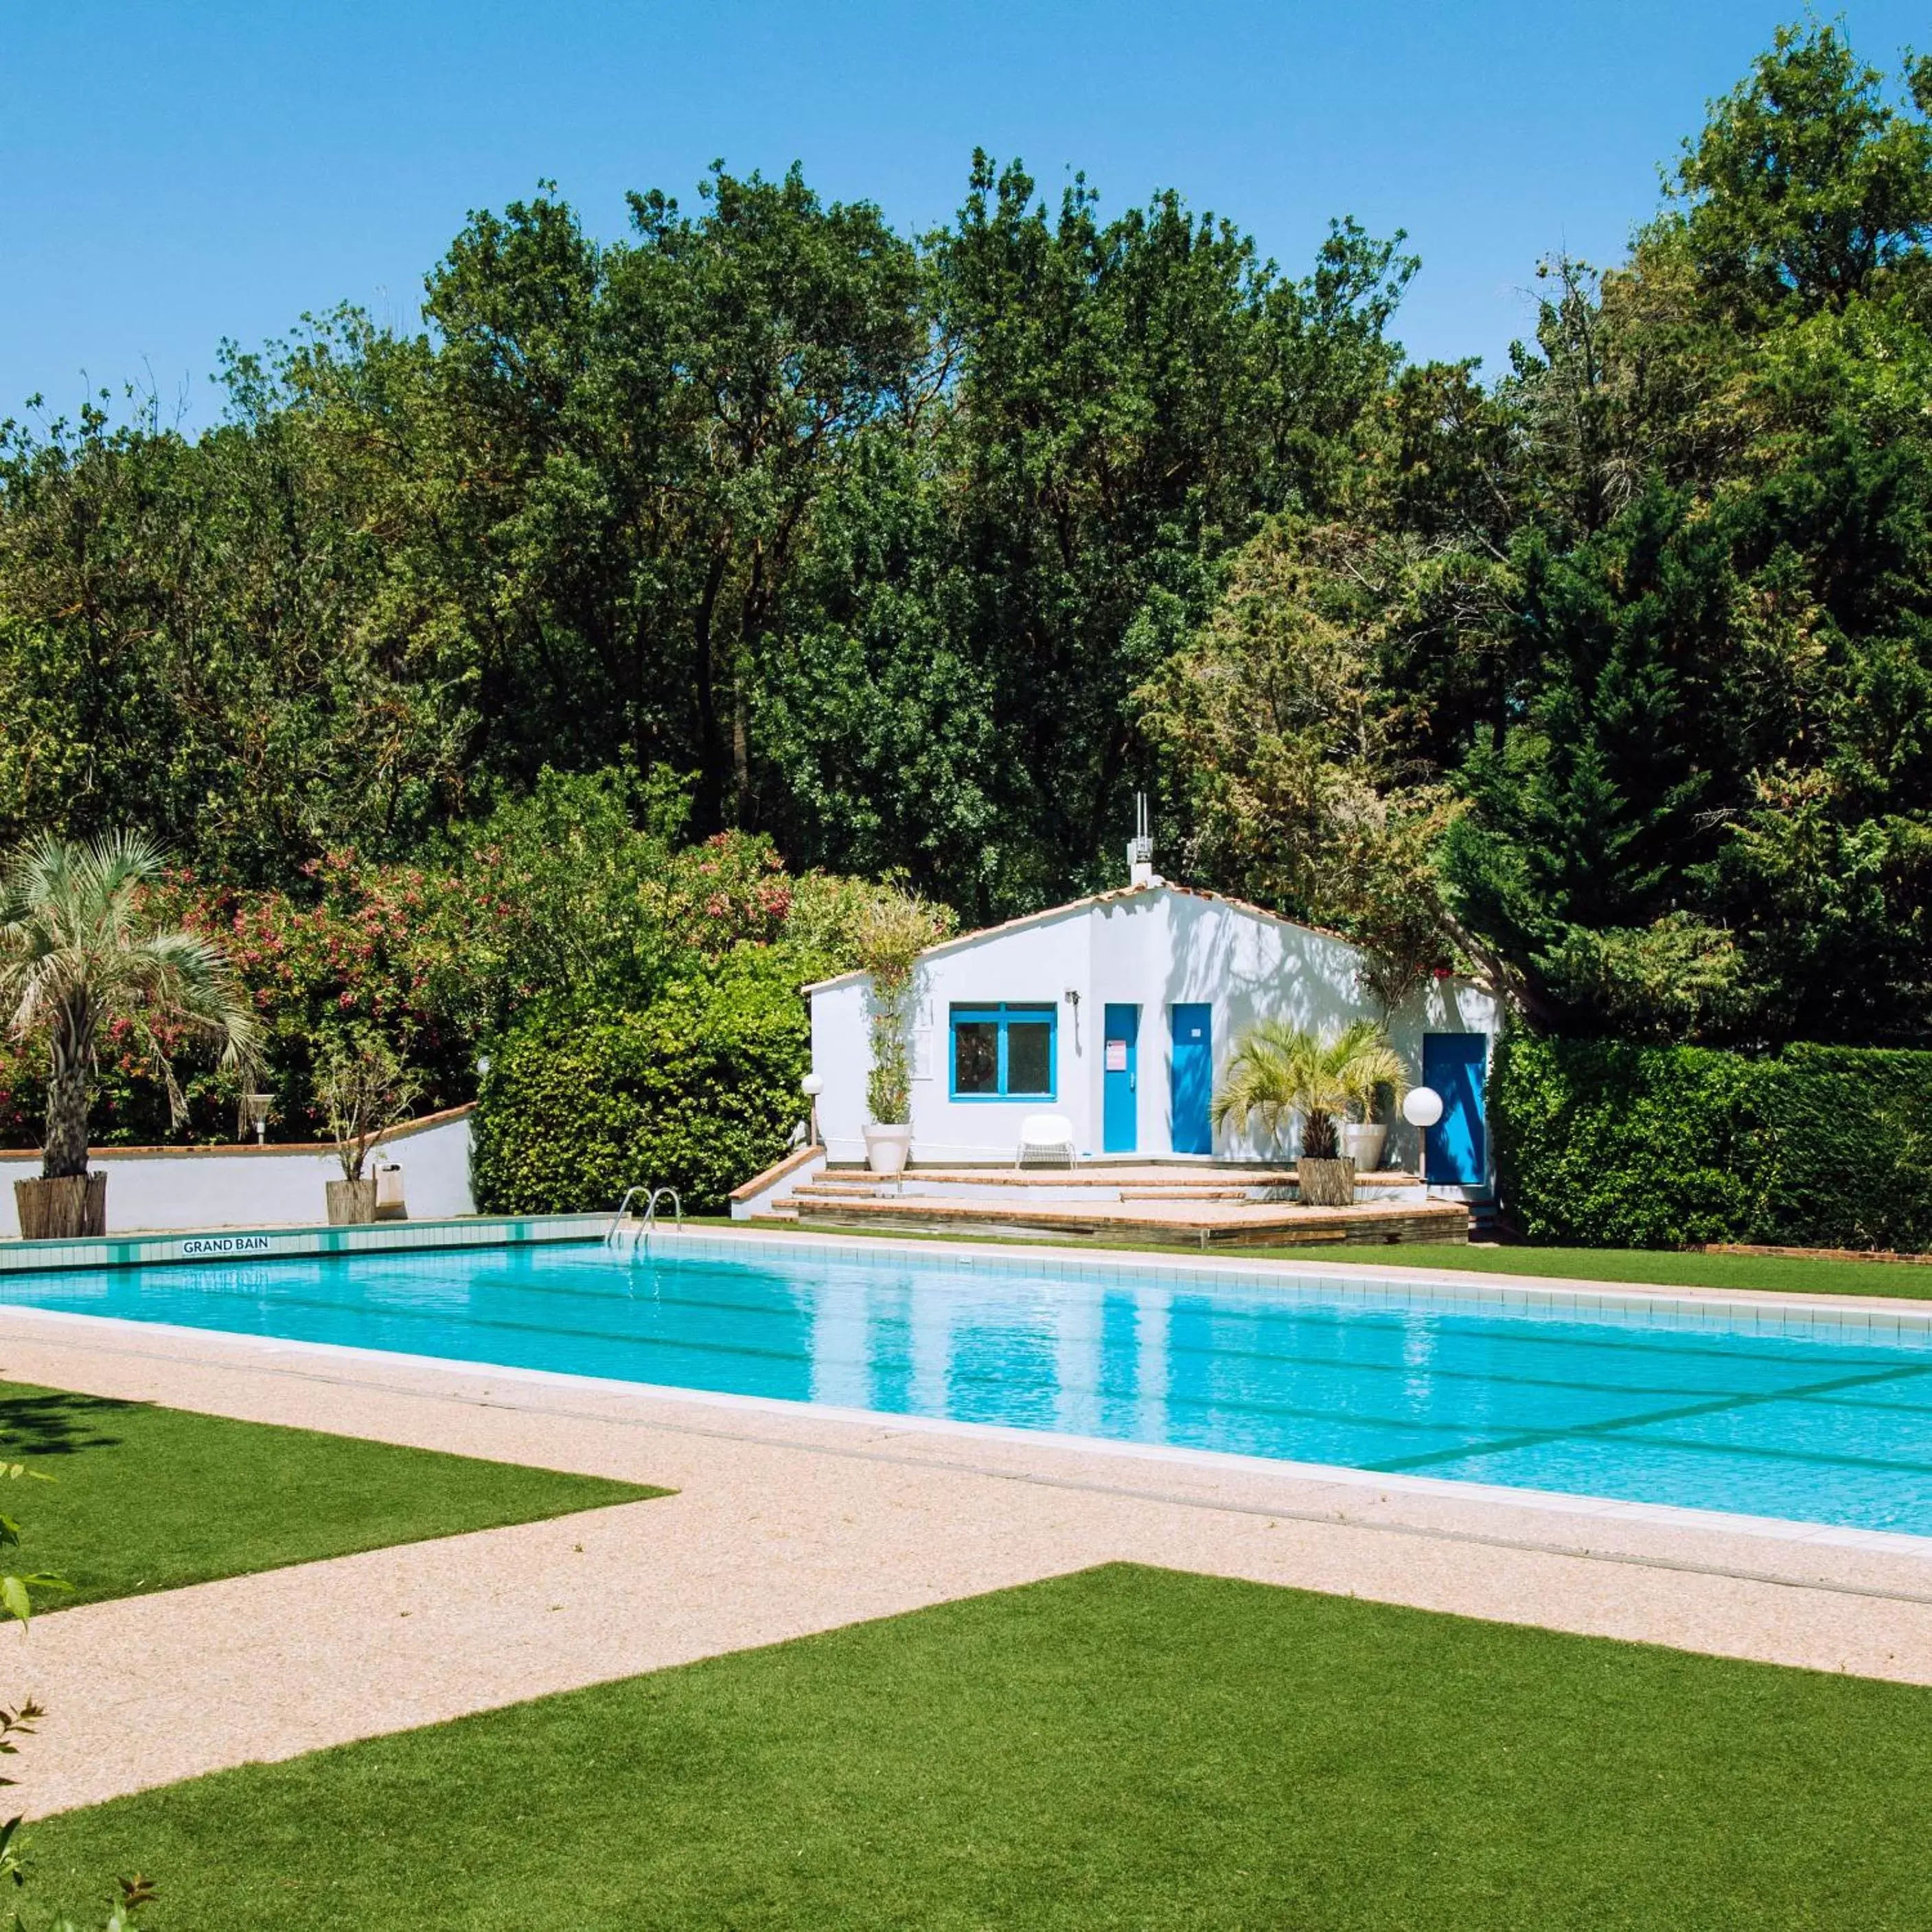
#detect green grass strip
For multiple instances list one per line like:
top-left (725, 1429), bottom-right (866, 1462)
top-left (0, 1381), bottom-right (663, 1609)
top-left (1244, 1240), bottom-right (1932, 1298)
top-left (29, 1563), bottom-right (1932, 1929)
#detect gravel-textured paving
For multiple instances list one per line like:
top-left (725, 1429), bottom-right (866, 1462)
top-left (6, 1303), bottom-right (1932, 1818)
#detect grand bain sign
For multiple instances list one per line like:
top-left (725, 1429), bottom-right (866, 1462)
top-left (178, 1234), bottom-right (272, 1258)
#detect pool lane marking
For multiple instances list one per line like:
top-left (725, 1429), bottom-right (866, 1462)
top-left (11, 1278), bottom-right (1787, 1463)
top-left (1366, 1359), bottom-right (1932, 1475)
top-left (14, 1264), bottom-right (1910, 1417)
top-left (23, 1247), bottom-right (1932, 1383)
top-left (21, 1275), bottom-right (1932, 1474)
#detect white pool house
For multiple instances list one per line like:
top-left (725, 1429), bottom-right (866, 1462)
top-left (804, 871), bottom-right (1500, 1188)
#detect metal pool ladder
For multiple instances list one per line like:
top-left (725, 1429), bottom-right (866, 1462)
top-left (604, 1186), bottom-right (682, 1255)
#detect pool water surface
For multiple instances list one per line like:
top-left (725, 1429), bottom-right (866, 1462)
top-left (5, 1237), bottom-right (1930, 1535)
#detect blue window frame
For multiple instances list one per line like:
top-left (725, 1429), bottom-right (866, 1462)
top-left (950, 1003), bottom-right (1057, 1101)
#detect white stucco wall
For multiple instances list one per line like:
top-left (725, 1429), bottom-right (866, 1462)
top-left (808, 886), bottom-right (1497, 1170)
top-left (0, 1105), bottom-right (476, 1238)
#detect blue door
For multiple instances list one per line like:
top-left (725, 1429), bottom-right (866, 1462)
top-left (1103, 1004), bottom-right (1140, 1153)
top-left (1169, 1004), bottom-right (1212, 1155)
top-left (1423, 1033), bottom-right (1488, 1184)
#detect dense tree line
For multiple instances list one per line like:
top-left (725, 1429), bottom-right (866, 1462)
top-left (3, 21), bottom-right (1929, 1048)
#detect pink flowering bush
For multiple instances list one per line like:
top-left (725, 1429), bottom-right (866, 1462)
top-left (0, 770), bottom-right (952, 1149)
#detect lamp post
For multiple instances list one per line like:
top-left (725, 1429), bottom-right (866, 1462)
top-left (801, 1072), bottom-right (825, 1151)
top-left (240, 1092), bottom-right (272, 1147)
top-left (1402, 1084), bottom-right (1444, 1199)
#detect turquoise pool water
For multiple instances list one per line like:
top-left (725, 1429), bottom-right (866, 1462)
top-left (6, 1237), bottom-right (1930, 1534)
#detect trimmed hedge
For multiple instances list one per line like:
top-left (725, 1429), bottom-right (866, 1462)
top-left (1493, 1036), bottom-right (1932, 1252)
top-left (470, 965), bottom-right (809, 1217)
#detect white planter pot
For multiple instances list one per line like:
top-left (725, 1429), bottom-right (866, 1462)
top-left (863, 1124), bottom-right (913, 1177)
top-left (373, 1160), bottom-right (407, 1221)
top-left (1343, 1123), bottom-right (1389, 1171)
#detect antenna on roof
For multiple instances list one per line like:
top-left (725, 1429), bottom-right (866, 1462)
top-left (1127, 792), bottom-right (1158, 889)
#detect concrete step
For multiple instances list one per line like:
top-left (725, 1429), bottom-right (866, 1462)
top-left (791, 1193), bottom-right (1471, 1249)
top-left (1116, 1186), bottom-right (1263, 1201)
top-left (881, 1166), bottom-right (1304, 1189)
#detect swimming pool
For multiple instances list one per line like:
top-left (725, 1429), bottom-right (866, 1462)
top-left (5, 1232), bottom-right (1931, 1535)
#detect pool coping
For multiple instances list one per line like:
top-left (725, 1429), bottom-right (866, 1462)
top-left (7, 1213), bottom-right (1932, 1558)
top-left (1, 1296), bottom-right (1929, 1569)
top-left (8, 1216), bottom-right (1932, 1549)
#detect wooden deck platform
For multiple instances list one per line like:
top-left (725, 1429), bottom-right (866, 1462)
top-left (735, 1151), bottom-right (1464, 1248)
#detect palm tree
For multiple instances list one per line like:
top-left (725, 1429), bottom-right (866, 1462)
top-left (1212, 1019), bottom-right (1408, 1160)
top-left (0, 834), bottom-right (259, 1226)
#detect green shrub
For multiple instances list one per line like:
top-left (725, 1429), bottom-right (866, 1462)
top-left (1752, 1046), bottom-right (1932, 1252)
top-left (1493, 1035), bottom-right (1932, 1251)
top-left (470, 959), bottom-right (809, 1216)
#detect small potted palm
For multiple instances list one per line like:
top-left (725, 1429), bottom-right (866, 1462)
top-left (0, 833), bottom-right (258, 1239)
top-left (1214, 1020), bottom-right (1407, 1208)
top-left (316, 1031), bottom-right (421, 1225)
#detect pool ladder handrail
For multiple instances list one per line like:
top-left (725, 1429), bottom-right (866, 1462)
top-left (604, 1185), bottom-right (683, 1254)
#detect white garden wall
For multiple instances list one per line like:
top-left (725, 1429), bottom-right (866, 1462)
top-left (0, 1105), bottom-right (476, 1239)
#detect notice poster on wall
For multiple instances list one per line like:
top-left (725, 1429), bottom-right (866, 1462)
top-left (1105, 1039), bottom-right (1129, 1072)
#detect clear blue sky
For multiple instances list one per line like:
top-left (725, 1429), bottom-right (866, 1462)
top-left (5, 1), bottom-right (1926, 432)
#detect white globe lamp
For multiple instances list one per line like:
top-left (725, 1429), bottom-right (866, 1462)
top-left (801, 1072), bottom-right (825, 1149)
top-left (1402, 1085), bottom-right (1443, 1199)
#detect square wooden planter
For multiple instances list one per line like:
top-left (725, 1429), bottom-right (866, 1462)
top-left (1296, 1157), bottom-right (1358, 1208)
top-left (325, 1179), bottom-right (379, 1226)
top-left (14, 1173), bottom-right (108, 1239)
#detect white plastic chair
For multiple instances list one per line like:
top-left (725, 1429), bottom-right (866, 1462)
top-left (1017, 1113), bottom-right (1077, 1168)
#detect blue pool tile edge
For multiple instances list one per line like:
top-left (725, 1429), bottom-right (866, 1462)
top-left (6, 1215), bottom-right (1932, 1350)
top-left (0, 1212), bottom-right (606, 1274)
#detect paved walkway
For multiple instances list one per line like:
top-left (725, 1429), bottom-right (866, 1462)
top-left (8, 1304), bottom-right (1932, 1817)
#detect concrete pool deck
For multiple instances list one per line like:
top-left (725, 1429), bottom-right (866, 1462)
top-left (9, 1294), bottom-right (1932, 1817)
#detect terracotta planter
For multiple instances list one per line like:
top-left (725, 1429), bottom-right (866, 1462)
top-left (1297, 1156), bottom-right (1357, 1208)
top-left (325, 1178), bottom-right (380, 1226)
top-left (863, 1124), bottom-right (912, 1177)
top-left (14, 1173), bottom-right (107, 1239)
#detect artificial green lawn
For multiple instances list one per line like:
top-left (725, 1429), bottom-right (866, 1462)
top-left (0, 1381), bottom-right (662, 1609)
top-left (1248, 1239), bottom-right (1932, 1298)
top-left (30, 1563), bottom-right (1932, 1929)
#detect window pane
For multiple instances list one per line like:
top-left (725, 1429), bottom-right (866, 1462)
top-left (1006, 1021), bottom-right (1053, 1095)
top-left (954, 1022), bottom-right (1000, 1094)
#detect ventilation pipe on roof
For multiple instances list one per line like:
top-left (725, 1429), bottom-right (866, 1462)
top-left (1127, 792), bottom-right (1159, 888)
